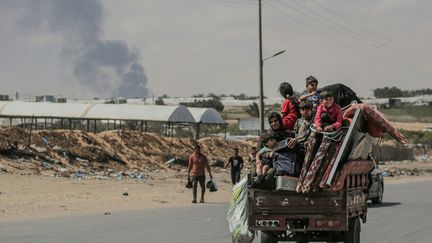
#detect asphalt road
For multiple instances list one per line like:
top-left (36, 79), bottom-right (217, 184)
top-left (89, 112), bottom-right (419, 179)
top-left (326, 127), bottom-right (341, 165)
top-left (1, 179), bottom-right (431, 243)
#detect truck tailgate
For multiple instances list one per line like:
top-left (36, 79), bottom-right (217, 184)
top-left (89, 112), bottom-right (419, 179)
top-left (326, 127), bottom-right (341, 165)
top-left (250, 189), bottom-right (345, 215)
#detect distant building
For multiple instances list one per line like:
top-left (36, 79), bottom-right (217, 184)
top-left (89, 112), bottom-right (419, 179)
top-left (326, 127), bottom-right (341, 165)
top-left (0, 95), bottom-right (10, 101)
top-left (238, 117), bottom-right (270, 135)
top-left (56, 97), bottom-right (67, 103)
top-left (115, 97), bottom-right (127, 104)
top-left (389, 98), bottom-right (403, 108)
top-left (35, 95), bottom-right (55, 102)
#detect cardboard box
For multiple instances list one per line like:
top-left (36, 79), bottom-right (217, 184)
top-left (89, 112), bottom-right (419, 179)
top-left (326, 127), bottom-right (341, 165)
top-left (276, 176), bottom-right (299, 191)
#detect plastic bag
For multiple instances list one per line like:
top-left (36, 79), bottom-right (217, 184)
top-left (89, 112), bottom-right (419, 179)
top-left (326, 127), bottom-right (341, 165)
top-left (227, 178), bottom-right (254, 243)
top-left (206, 179), bottom-right (218, 192)
top-left (185, 178), bottom-right (192, 189)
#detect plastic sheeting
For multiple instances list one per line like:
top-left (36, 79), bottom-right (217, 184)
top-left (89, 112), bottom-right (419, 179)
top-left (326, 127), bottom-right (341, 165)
top-left (188, 107), bottom-right (225, 124)
top-left (227, 178), bottom-right (254, 243)
top-left (0, 101), bottom-right (196, 123)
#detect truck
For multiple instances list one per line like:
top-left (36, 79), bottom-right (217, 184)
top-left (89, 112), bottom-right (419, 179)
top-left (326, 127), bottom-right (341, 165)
top-left (247, 108), bottom-right (376, 243)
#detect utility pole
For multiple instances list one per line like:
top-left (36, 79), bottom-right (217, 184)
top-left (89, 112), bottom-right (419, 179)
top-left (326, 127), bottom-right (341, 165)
top-left (258, 0), bottom-right (265, 133)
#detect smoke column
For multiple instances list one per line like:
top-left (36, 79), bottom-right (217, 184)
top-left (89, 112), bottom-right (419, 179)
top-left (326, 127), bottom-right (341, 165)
top-left (2, 0), bottom-right (149, 98)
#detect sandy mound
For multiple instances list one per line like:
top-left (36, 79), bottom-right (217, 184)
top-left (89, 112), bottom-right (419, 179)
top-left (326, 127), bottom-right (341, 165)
top-left (0, 127), bottom-right (255, 177)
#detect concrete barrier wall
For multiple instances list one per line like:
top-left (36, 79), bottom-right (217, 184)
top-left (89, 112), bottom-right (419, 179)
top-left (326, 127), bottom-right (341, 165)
top-left (372, 144), bottom-right (414, 161)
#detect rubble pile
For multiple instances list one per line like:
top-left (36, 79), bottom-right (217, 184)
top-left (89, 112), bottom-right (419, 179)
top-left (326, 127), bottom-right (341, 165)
top-left (0, 127), bottom-right (253, 177)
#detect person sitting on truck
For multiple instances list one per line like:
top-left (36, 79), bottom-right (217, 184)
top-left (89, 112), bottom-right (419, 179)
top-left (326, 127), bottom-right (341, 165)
top-left (279, 82), bottom-right (300, 131)
top-left (287, 100), bottom-right (313, 154)
top-left (314, 90), bottom-right (342, 133)
top-left (257, 112), bottom-right (292, 150)
top-left (299, 75), bottom-right (320, 111)
top-left (253, 132), bottom-right (278, 186)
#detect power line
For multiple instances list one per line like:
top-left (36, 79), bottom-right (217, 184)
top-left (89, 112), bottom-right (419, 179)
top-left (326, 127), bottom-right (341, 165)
top-left (290, 0), bottom-right (432, 62)
top-left (309, 0), bottom-right (432, 58)
top-left (206, 0), bottom-right (256, 6)
top-left (262, 1), bottom-right (431, 75)
top-left (276, 0), bottom-right (432, 64)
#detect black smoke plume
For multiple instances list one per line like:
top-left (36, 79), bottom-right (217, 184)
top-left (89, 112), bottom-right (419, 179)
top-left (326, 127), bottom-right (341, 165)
top-left (2, 0), bottom-right (149, 98)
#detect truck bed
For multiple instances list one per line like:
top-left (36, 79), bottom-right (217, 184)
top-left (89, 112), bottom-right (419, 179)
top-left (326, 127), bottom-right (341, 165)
top-left (248, 185), bottom-right (368, 232)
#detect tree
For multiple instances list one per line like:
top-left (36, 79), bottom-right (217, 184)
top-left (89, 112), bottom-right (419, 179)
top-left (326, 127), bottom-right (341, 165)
top-left (207, 93), bottom-right (220, 100)
top-left (246, 102), bottom-right (259, 117)
top-left (373, 87), bottom-right (404, 98)
top-left (246, 102), bottom-right (278, 118)
top-left (180, 98), bottom-right (224, 112)
top-left (155, 97), bottom-right (165, 105)
top-left (373, 87), bottom-right (432, 98)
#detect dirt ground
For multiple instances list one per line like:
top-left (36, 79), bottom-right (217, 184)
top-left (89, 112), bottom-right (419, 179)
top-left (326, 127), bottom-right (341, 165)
top-left (0, 170), bottom-right (235, 222)
top-left (390, 121), bottom-right (432, 131)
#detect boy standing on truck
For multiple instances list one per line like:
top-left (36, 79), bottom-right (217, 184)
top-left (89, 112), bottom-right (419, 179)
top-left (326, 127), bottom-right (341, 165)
top-left (300, 75), bottom-right (320, 111)
top-left (314, 90), bottom-right (342, 133)
top-left (188, 144), bottom-right (213, 204)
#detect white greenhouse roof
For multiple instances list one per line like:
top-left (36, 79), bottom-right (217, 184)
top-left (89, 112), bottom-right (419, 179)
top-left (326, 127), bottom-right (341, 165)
top-left (84, 104), bottom-right (195, 123)
top-left (188, 107), bottom-right (226, 124)
top-left (0, 101), bottom-right (90, 118)
top-left (0, 101), bottom-right (196, 123)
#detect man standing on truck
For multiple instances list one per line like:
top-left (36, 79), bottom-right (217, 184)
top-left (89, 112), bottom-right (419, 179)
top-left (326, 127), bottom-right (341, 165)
top-left (225, 148), bottom-right (244, 185)
top-left (188, 144), bottom-right (213, 204)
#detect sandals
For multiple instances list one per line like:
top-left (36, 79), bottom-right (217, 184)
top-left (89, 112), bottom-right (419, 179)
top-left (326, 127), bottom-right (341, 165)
top-left (192, 200), bottom-right (197, 204)
top-left (199, 198), bottom-right (204, 203)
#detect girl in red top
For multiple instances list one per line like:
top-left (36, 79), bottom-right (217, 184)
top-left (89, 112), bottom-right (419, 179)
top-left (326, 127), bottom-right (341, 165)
top-left (314, 90), bottom-right (342, 132)
top-left (279, 82), bottom-right (299, 131)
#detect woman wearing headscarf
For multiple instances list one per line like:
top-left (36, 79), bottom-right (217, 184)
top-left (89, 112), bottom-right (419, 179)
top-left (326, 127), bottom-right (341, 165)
top-left (257, 112), bottom-right (291, 150)
top-left (254, 112), bottom-right (294, 187)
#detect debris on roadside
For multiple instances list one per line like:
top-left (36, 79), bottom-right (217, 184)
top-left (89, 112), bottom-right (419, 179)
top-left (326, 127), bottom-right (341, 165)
top-left (0, 127), bottom-right (252, 178)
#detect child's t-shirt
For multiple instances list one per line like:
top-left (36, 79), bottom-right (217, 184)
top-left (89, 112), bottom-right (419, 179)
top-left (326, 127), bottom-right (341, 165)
top-left (301, 91), bottom-right (321, 111)
top-left (314, 103), bottom-right (342, 129)
top-left (294, 118), bottom-right (312, 143)
top-left (281, 97), bottom-right (299, 131)
top-left (258, 147), bottom-right (273, 166)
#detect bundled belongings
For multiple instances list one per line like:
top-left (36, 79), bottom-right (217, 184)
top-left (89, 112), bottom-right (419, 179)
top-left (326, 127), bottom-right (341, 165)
top-left (297, 128), bottom-right (347, 193)
top-left (227, 178), bottom-right (254, 243)
top-left (297, 103), bottom-right (407, 193)
top-left (319, 83), bottom-right (362, 108)
top-left (343, 103), bottom-right (407, 144)
top-left (273, 151), bottom-right (296, 176)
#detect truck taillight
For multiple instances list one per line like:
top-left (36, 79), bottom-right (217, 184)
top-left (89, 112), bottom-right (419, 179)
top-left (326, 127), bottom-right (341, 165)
top-left (256, 220), bottom-right (280, 227)
top-left (314, 219), bottom-right (341, 228)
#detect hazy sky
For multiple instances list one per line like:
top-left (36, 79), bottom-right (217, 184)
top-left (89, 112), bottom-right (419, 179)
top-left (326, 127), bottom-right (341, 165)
top-left (0, 0), bottom-right (431, 99)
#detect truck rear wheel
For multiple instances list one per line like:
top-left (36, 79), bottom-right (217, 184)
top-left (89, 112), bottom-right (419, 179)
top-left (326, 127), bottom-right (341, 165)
top-left (261, 231), bottom-right (278, 243)
top-left (344, 217), bottom-right (360, 243)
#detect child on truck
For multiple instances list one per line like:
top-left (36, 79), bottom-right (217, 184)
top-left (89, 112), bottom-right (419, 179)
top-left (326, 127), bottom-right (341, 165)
top-left (253, 132), bottom-right (277, 185)
top-left (287, 100), bottom-right (313, 151)
top-left (279, 82), bottom-right (299, 131)
top-left (314, 90), bottom-right (342, 133)
top-left (300, 75), bottom-right (320, 111)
